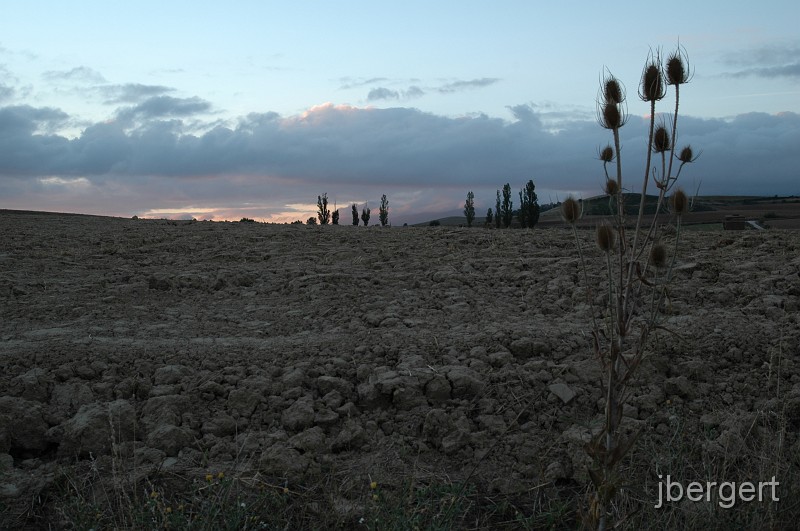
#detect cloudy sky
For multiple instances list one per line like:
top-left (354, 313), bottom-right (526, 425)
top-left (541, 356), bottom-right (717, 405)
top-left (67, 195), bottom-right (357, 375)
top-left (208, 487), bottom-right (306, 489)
top-left (1, 1), bottom-right (798, 224)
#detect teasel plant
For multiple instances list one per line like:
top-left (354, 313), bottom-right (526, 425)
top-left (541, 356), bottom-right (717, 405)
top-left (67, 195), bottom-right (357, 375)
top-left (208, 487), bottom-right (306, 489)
top-left (565, 45), bottom-right (698, 530)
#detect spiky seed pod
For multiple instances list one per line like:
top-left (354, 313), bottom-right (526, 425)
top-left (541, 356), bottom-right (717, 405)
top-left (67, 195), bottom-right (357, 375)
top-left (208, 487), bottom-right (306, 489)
top-left (596, 222), bottom-right (615, 253)
top-left (599, 145), bottom-right (615, 163)
top-left (561, 197), bottom-right (581, 224)
top-left (653, 125), bottom-right (671, 153)
top-left (666, 46), bottom-right (691, 86)
top-left (677, 145), bottom-right (695, 163)
top-left (639, 53), bottom-right (666, 102)
top-left (650, 243), bottom-right (667, 268)
top-left (670, 189), bottom-right (688, 215)
top-left (605, 179), bottom-right (619, 196)
top-left (599, 102), bottom-right (623, 130)
top-left (604, 77), bottom-right (624, 104)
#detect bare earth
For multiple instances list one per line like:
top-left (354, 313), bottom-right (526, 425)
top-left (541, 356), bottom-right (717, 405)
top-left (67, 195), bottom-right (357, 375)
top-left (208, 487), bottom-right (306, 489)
top-left (1, 210), bottom-right (799, 528)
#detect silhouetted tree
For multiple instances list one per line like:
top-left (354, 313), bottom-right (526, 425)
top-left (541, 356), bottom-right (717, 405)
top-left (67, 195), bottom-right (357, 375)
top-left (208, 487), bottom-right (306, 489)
top-left (379, 194), bottom-right (389, 226)
top-left (317, 193), bottom-right (330, 225)
top-left (351, 204), bottom-right (359, 225)
top-left (518, 179), bottom-right (540, 228)
top-left (495, 191), bottom-right (501, 228)
top-left (486, 208), bottom-right (494, 227)
top-left (361, 204), bottom-right (371, 226)
top-left (464, 191), bottom-right (476, 227)
top-left (500, 183), bottom-right (513, 228)
top-left (332, 209), bottom-right (340, 225)
top-left (306, 217), bottom-right (317, 225)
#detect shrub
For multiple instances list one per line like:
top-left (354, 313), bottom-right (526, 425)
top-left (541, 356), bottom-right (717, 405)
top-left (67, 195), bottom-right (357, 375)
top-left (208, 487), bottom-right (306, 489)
top-left (306, 217), bottom-right (317, 225)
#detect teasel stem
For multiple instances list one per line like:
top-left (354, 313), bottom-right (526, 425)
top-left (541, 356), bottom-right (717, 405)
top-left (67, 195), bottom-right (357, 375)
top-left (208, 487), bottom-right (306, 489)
top-left (571, 224), bottom-right (600, 334)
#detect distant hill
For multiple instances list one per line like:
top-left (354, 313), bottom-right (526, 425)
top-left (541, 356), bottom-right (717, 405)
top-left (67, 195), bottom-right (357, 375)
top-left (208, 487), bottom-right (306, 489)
top-left (414, 194), bottom-right (800, 229)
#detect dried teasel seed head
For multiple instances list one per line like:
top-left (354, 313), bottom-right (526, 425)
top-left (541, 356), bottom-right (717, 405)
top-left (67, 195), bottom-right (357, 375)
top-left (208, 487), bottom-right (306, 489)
top-left (677, 145), bottom-right (695, 163)
top-left (604, 77), bottom-right (624, 104)
top-left (639, 53), bottom-right (666, 102)
top-left (666, 46), bottom-right (692, 86)
top-left (600, 102), bottom-right (623, 130)
top-left (605, 179), bottom-right (619, 196)
top-left (650, 243), bottom-right (667, 268)
top-left (561, 197), bottom-right (581, 224)
top-left (653, 125), bottom-right (671, 153)
top-left (596, 222), bottom-right (615, 252)
top-left (599, 145), bottom-right (615, 163)
top-left (670, 188), bottom-right (688, 215)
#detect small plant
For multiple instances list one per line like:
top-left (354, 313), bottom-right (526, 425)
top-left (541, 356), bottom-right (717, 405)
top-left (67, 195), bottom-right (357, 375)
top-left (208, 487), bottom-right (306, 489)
top-left (464, 191), bottom-right (476, 227)
top-left (351, 203), bottom-right (359, 226)
top-left (379, 194), bottom-right (389, 226)
top-left (361, 204), bottom-right (371, 226)
top-left (566, 44), bottom-right (697, 530)
top-left (317, 193), bottom-right (331, 225)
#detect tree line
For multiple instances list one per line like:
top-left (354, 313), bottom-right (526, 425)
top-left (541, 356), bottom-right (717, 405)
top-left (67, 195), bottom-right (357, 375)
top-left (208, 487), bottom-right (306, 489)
top-left (295, 179), bottom-right (541, 228)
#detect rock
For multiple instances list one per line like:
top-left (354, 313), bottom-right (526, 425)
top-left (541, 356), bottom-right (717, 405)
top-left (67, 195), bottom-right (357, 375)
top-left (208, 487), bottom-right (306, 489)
top-left (548, 383), bottom-right (576, 405)
top-left (49, 382), bottom-right (94, 421)
top-left (201, 413), bottom-right (237, 437)
top-left (509, 338), bottom-right (550, 360)
top-left (59, 400), bottom-right (136, 458)
top-left (424, 375), bottom-right (451, 404)
top-left (445, 366), bottom-right (484, 399)
top-left (10, 368), bottom-right (54, 402)
top-left (228, 387), bottom-right (261, 417)
top-left (664, 376), bottom-right (695, 399)
top-left (141, 394), bottom-right (192, 432)
top-left (316, 376), bottom-right (353, 397)
top-left (392, 386), bottom-right (426, 410)
top-left (259, 442), bottom-right (309, 478)
top-left (153, 365), bottom-right (193, 385)
top-left (146, 424), bottom-right (193, 457)
top-left (289, 426), bottom-right (327, 453)
top-left (0, 397), bottom-right (49, 455)
top-left (281, 396), bottom-right (315, 432)
top-left (331, 420), bottom-right (367, 452)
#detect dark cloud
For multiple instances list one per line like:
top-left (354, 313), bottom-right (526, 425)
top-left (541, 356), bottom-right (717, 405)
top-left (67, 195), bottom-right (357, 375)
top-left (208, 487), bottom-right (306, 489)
top-left (98, 83), bottom-right (175, 104)
top-left (367, 87), bottom-right (399, 101)
top-left (1, 102), bottom-right (797, 219)
top-left (438, 78), bottom-right (500, 93)
top-left (722, 43), bottom-right (800, 79)
top-left (115, 95), bottom-right (212, 123)
top-left (729, 63), bottom-right (800, 79)
top-left (405, 86), bottom-right (425, 99)
top-left (42, 66), bottom-right (107, 84)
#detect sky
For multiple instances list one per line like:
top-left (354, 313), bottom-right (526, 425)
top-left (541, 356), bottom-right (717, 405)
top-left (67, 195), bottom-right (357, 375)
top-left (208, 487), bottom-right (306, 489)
top-left (1, 1), bottom-right (798, 224)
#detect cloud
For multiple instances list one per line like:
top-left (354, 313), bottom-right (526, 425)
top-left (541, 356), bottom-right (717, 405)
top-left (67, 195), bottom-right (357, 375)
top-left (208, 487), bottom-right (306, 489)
top-left (367, 87), bottom-right (399, 101)
top-left (1, 101), bottom-right (798, 221)
top-left (722, 43), bottom-right (800, 79)
top-left (115, 95), bottom-right (212, 123)
top-left (98, 83), bottom-right (175, 103)
top-left (367, 85), bottom-right (426, 101)
top-left (437, 77), bottom-right (500, 93)
top-left (0, 83), bottom-right (13, 102)
top-left (339, 77), bottom-right (389, 90)
top-left (42, 66), bottom-right (107, 84)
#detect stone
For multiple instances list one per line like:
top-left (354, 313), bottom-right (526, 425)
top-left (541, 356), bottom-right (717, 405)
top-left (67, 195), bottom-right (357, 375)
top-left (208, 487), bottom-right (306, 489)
top-left (548, 383), bottom-right (576, 405)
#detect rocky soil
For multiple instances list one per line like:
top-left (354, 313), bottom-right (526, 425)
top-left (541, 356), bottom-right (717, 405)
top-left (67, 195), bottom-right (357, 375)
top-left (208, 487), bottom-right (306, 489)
top-left (1, 210), bottom-right (799, 527)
